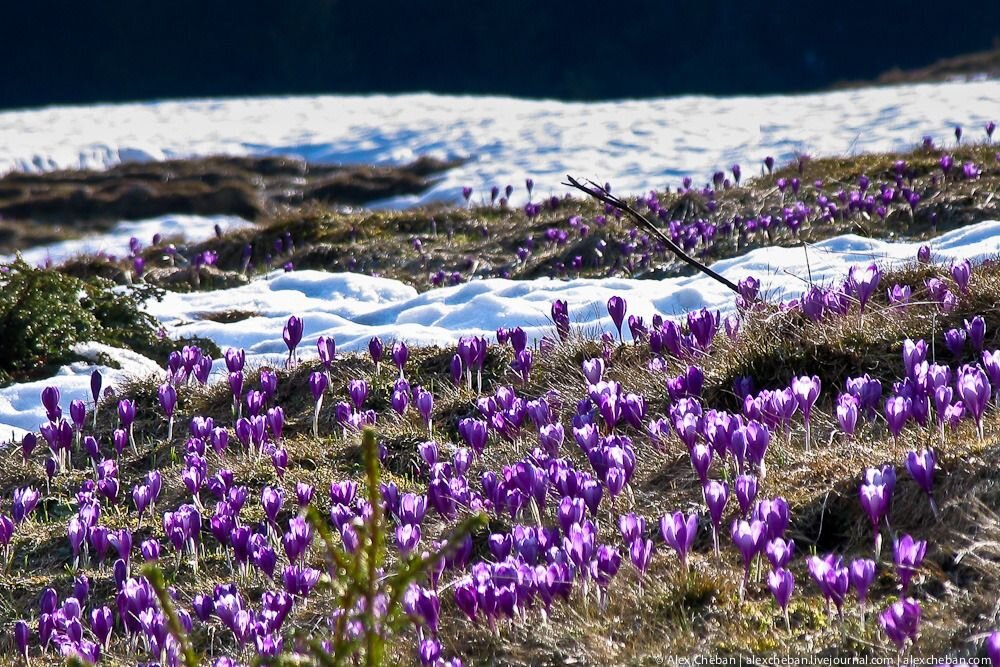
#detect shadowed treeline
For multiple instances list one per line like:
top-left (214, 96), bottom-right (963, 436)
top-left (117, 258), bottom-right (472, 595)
top-left (2, 0), bottom-right (999, 109)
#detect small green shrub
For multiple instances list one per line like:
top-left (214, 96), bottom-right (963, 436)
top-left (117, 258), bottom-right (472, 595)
top-left (0, 259), bottom-right (198, 384)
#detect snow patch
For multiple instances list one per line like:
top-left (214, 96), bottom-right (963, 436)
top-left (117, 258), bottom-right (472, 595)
top-left (2, 214), bottom-right (253, 267)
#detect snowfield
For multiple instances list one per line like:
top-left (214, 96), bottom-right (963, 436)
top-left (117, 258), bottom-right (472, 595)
top-left (2, 81), bottom-right (1000, 207)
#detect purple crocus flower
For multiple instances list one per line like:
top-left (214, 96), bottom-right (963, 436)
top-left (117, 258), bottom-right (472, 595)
top-left (20, 433), bottom-right (36, 462)
top-left (944, 327), bottom-right (967, 358)
top-left (983, 349), bottom-right (1000, 397)
top-left (849, 558), bottom-right (876, 620)
top-left (415, 389), bottom-right (434, 433)
top-left (90, 605), bottom-right (113, 648)
top-left (12, 487), bottom-right (40, 524)
top-left (985, 633), bottom-right (1000, 666)
top-left (309, 372), bottom-right (328, 437)
top-left (737, 276), bottom-right (760, 307)
top-left (791, 375), bottom-right (821, 451)
top-left (538, 423), bottom-right (564, 457)
top-left (808, 554), bottom-right (849, 616)
top-left (731, 519), bottom-right (765, 599)
top-left (69, 399), bottom-right (86, 431)
top-left (754, 498), bottom-right (789, 542)
top-left (661, 511), bottom-right (698, 570)
top-left (940, 154), bottom-right (954, 176)
top-left (392, 341), bottom-right (409, 377)
top-left (157, 383), bottom-right (177, 441)
top-left (282, 315), bottom-right (304, 366)
top-left (765, 537), bottom-right (795, 569)
top-left (0, 514), bottom-right (12, 549)
top-left (557, 497), bottom-right (586, 537)
top-left (768, 568), bottom-right (794, 629)
top-left (581, 358), bottom-right (605, 385)
top-left (880, 597), bottom-right (921, 650)
top-left (703, 480), bottom-right (729, 557)
top-left (417, 441), bottom-right (438, 468)
top-left (511, 348), bottom-right (533, 383)
top-left (14, 620), bottom-right (29, 660)
top-left (458, 417), bottom-right (488, 455)
top-left (68, 516), bottom-right (86, 567)
top-left (847, 263), bottom-right (880, 313)
top-left (902, 338), bottom-right (927, 380)
top-left (140, 538), bottom-right (161, 561)
top-left (629, 537), bottom-right (654, 582)
top-left (117, 398), bottom-right (137, 450)
top-left (317, 335), bottom-right (336, 368)
top-left (893, 534), bottom-right (926, 592)
top-left (687, 309), bottom-right (718, 350)
top-left (734, 474), bottom-right (758, 517)
top-left (347, 379), bottom-right (369, 409)
top-left (689, 444), bottom-right (712, 482)
top-left (224, 347), bottom-right (246, 373)
top-left (396, 524), bottom-right (421, 555)
top-left (551, 300), bottom-right (570, 341)
top-left (564, 520), bottom-right (596, 573)
top-left (965, 316), bottom-right (987, 352)
top-left (607, 296), bottom-right (627, 342)
top-left (88, 369), bottom-right (102, 419)
top-left (957, 365), bottom-right (991, 440)
top-left (742, 420), bottom-right (771, 474)
top-left (253, 372), bottom-right (276, 409)
top-left (888, 283), bottom-right (912, 310)
top-left (836, 393), bottom-right (859, 437)
top-left (951, 259), bottom-right (972, 293)
top-left (391, 386), bottom-right (409, 417)
top-left (884, 395), bottom-right (912, 441)
top-left (41, 386), bottom-right (61, 422)
top-left (261, 486), bottom-right (283, 525)
top-left (860, 467), bottom-right (894, 559)
top-left (369, 336), bottom-right (384, 372)
top-left (905, 449), bottom-right (937, 517)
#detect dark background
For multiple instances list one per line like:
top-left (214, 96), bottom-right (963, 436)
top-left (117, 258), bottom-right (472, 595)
top-left (3, 0), bottom-right (998, 110)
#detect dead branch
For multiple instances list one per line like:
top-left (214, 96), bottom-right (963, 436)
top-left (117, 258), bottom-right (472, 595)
top-left (563, 175), bottom-right (740, 293)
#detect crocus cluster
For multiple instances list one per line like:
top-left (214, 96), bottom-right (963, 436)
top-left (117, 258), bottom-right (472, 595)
top-left (9, 234), bottom-right (1000, 666)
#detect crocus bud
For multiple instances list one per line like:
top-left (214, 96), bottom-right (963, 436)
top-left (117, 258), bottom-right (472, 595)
top-left (14, 620), bottom-right (29, 658)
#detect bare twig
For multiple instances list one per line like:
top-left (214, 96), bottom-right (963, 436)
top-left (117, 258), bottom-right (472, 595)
top-left (563, 175), bottom-right (740, 293)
